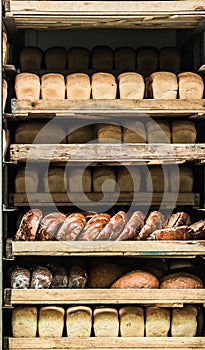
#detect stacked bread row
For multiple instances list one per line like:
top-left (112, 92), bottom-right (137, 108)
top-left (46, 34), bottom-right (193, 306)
top-left (12, 303), bottom-right (201, 338)
top-left (14, 165), bottom-right (194, 194)
top-left (14, 120), bottom-right (197, 144)
top-left (15, 71), bottom-right (204, 100)
top-left (14, 209), bottom-right (205, 241)
top-left (20, 45), bottom-right (181, 75)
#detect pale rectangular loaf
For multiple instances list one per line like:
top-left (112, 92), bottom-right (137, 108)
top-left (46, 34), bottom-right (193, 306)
top-left (93, 167), bottom-right (116, 192)
top-left (67, 125), bottom-right (95, 143)
top-left (68, 167), bottom-right (92, 192)
top-left (169, 166), bottom-right (194, 192)
top-left (118, 72), bottom-right (145, 99)
top-left (149, 72), bottom-right (178, 99)
top-left (44, 167), bottom-right (66, 192)
top-left (15, 167), bottom-right (39, 193)
top-left (123, 121), bottom-right (146, 143)
top-left (3, 78), bottom-right (7, 112)
top-left (146, 120), bottom-right (171, 143)
top-left (3, 32), bottom-right (8, 65)
top-left (117, 166), bottom-right (141, 192)
top-left (171, 305), bottom-right (198, 337)
top-left (172, 120), bottom-right (197, 143)
top-left (93, 307), bottom-right (119, 337)
top-left (38, 306), bottom-right (65, 337)
top-left (66, 73), bottom-right (91, 100)
top-left (41, 73), bottom-right (65, 99)
top-left (97, 124), bottom-right (122, 143)
top-left (12, 306), bottom-right (37, 337)
top-left (178, 72), bottom-right (204, 99)
top-left (146, 166), bottom-right (169, 193)
top-left (146, 306), bottom-right (170, 337)
top-left (66, 306), bottom-right (92, 337)
top-left (91, 73), bottom-right (117, 99)
top-left (119, 306), bottom-right (144, 337)
top-left (15, 73), bottom-right (40, 100)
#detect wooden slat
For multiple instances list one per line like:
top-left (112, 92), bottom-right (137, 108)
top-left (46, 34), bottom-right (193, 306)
top-left (10, 144), bottom-right (205, 163)
top-left (7, 337), bottom-right (205, 349)
top-left (11, 99), bottom-right (205, 118)
top-left (7, 240), bottom-right (205, 258)
top-left (4, 289), bottom-right (205, 306)
top-left (11, 192), bottom-right (199, 208)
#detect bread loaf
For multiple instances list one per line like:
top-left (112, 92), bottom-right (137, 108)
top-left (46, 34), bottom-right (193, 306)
top-left (117, 167), bottom-right (141, 192)
top-left (67, 167), bottom-right (92, 192)
top-left (178, 72), bottom-right (204, 99)
top-left (68, 47), bottom-right (90, 69)
top-left (111, 270), bottom-right (159, 289)
top-left (146, 166), bottom-right (169, 193)
top-left (170, 166), bottom-right (194, 192)
top-left (137, 211), bottom-right (165, 240)
top-left (3, 32), bottom-right (8, 65)
top-left (50, 266), bottom-right (68, 288)
top-left (123, 121), bottom-right (146, 143)
top-left (12, 307), bottom-right (37, 337)
top-left (93, 307), bottom-right (119, 337)
top-left (92, 45), bottom-right (113, 69)
top-left (189, 220), bottom-right (205, 240)
top-left (146, 120), bottom-right (171, 143)
top-left (146, 306), bottom-right (170, 337)
top-left (68, 125), bottom-right (95, 143)
top-left (66, 73), bottom-right (91, 100)
top-left (30, 266), bottom-right (52, 289)
top-left (118, 72), bottom-right (145, 99)
top-left (3, 128), bottom-right (9, 159)
top-left (67, 265), bottom-right (88, 288)
top-left (137, 46), bottom-right (158, 76)
top-left (66, 306), bottom-right (92, 337)
top-left (117, 211), bottom-right (145, 241)
top-left (15, 121), bottom-right (66, 144)
top-left (45, 46), bottom-right (67, 69)
top-left (15, 73), bottom-right (40, 99)
top-left (41, 73), bottom-right (65, 99)
top-left (93, 167), bottom-right (116, 192)
top-left (91, 73), bottom-right (117, 99)
top-left (149, 226), bottom-right (190, 241)
top-left (114, 47), bottom-right (136, 70)
top-left (77, 213), bottom-right (111, 241)
top-left (88, 262), bottom-right (129, 288)
top-left (20, 46), bottom-right (43, 71)
top-left (119, 306), bottom-right (144, 337)
top-left (148, 72), bottom-right (178, 99)
top-left (95, 211), bottom-right (127, 240)
top-left (160, 272), bottom-right (204, 289)
top-left (164, 212), bottom-right (191, 228)
top-left (96, 124), bottom-right (122, 143)
top-left (159, 47), bottom-right (180, 74)
top-left (55, 213), bottom-right (86, 241)
top-left (37, 212), bottom-right (66, 241)
top-left (38, 306), bottom-right (65, 337)
top-left (44, 167), bottom-right (66, 193)
top-left (3, 78), bottom-right (7, 112)
top-left (15, 167), bottom-right (39, 193)
top-left (172, 120), bottom-right (197, 143)
top-left (15, 209), bottom-right (42, 241)
top-left (10, 266), bottom-right (31, 289)
top-left (171, 305), bottom-right (198, 337)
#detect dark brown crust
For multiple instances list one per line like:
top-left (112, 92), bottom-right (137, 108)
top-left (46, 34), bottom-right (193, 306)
top-left (164, 212), bottom-right (191, 228)
top-left (160, 272), bottom-right (204, 289)
top-left (111, 270), bottom-right (159, 289)
top-left (137, 211), bottom-right (164, 240)
top-left (37, 212), bottom-right (66, 241)
top-left (67, 265), bottom-right (88, 288)
top-left (189, 220), bottom-right (205, 239)
top-left (55, 213), bottom-right (86, 241)
top-left (76, 213), bottom-right (111, 241)
top-left (50, 266), bottom-right (68, 288)
top-left (95, 211), bottom-right (127, 241)
top-left (15, 209), bottom-right (42, 241)
top-left (30, 266), bottom-right (52, 289)
top-left (117, 211), bottom-right (145, 241)
top-left (148, 226), bottom-right (190, 241)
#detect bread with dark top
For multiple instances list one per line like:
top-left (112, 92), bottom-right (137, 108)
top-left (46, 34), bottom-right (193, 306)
top-left (15, 209), bottom-right (42, 241)
top-left (30, 266), bottom-right (52, 289)
top-left (160, 272), bottom-right (204, 289)
top-left (111, 270), bottom-right (159, 289)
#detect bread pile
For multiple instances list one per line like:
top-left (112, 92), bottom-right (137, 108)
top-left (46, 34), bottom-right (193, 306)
top-left (14, 209), bottom-right (205, 242)
top-left (12, 303), bottom-right (202, 337)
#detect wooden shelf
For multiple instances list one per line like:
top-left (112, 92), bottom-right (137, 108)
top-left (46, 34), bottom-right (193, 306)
top-left (10, 192), bottom-right (200, 208)
top-left (10, 99), bottom-right (205, 118)
top-left (4, 1), bottom-right (205, 29)
top-left (6, 240), bottom-right (205, 259)
top-left (4, 288), bottom-right (205, 306)
top-left (5, 337), bottom-right (205, 350)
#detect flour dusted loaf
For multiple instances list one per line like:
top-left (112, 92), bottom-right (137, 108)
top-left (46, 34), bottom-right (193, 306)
top-left (15, 121), bottom-right (66, 144)
top-left (170, 166), bottom-right (194, 192)
top-left (117, 167), bottom-right (141, 192)
top-left (15, 167), bottom-right (39, 193)
top-left (88, 262), bottom-right (129, 288)
top-left (30, 266), bottom-right (52, 289)
top-left (38, 306), bottom-right (65, 337)
top-left (3, 78), bottom-right (7, 112)
top-left (119, 306), bottom-right (144, 337)
top-left (68, 125), bottom-right (95, 143)
top-left (146, 120), bottom-right (171, 143)
top-left (44, 167), bottom-right (66, 193)
top-left (171, 305), bottom-right (198, 337)
top-left (137, 46), bottom-right (158, 76)
top-left (146, 306), bottom-right (170, 337)
top-left (45, 46), bottom-right (67, 69)
top-left (3, 32), bottom-right (8, 65)
top-left (146, 166), bottom-right (169, 193)
top-left (12, 306), bottom-right (37, 337)
top-left (66, 306), bottom-right (92, 337)
top-left (97, 124), bottom-right (122, 143)
top-left (3, 128), bottom-right (9, 160)
top-left (111, 270), bottom-right (159, 289)
top-left (172, 120), bottom-right (197, 143)
top-left (10, 266), bottom-right (31, 289)
top-left (67, 265), bottom-right (88, 288)
top-left (68, 47), bottom-right (90, 69)
top-left (118, 72), bottom-right (145, 99)
top-left (15, 73), bottom-right (40, 99)
top-left (93, 167), bottom-right (116, 192)
top-left (66, 73), bottom-right (91, 100)
top-left (178, 72), bottom-right (204, 99)
top-left (67, 167), bottom-right (92, 192)
top-left (91, 73), bottom-right (117, 99)
top-left (41, 73), bottom-right (65, 99)
top-left (20, 46), bottom-right (43, 71)
top-left (149, 72), bottom-right (178, 99)
top-left (114, 47), bottom-right (136, 70)
top-left (92, 45), bottom-right (113, 69)
top-left (93, 307), bottom-right (119, 337)
top-left (159, 47), bottom-right (180, 74)
top-left (160, 272), bottom-right (204, 289)
top-left (123, 121), bottom-right (146, 143)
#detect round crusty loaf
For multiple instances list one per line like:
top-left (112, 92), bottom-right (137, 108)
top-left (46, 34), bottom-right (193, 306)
top-left (160, 272), bottom-right (204, 289)
top-left (111, 270), bottom-right (159, 289)
top-left (10, 266), bottom-right (31, 289)
top-left (88, 263), bottom-right (129, 288)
